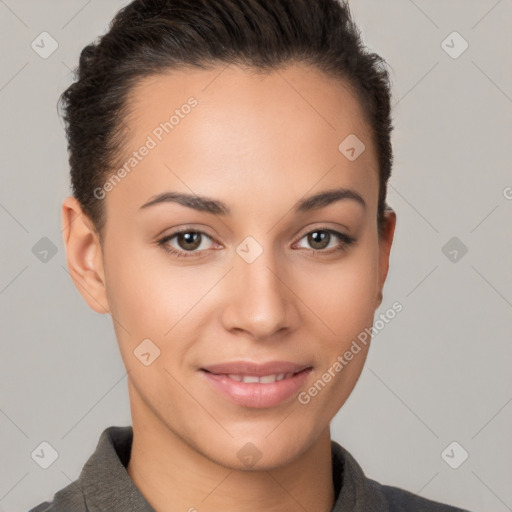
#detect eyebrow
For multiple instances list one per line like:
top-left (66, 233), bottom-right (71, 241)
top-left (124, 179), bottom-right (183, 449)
top-left (139, 187), bottom-right (366, 215)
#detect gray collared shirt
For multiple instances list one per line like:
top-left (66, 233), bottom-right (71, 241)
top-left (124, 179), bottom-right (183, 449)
top-left (28, 426), bottom-right (473, 512)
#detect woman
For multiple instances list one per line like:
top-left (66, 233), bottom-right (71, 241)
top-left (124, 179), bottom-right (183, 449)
top-left (29, 0), bottom-right (473, 510)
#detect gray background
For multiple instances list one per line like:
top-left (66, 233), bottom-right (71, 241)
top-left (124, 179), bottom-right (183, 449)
top-left (1, 1), bottom-right (511, 511)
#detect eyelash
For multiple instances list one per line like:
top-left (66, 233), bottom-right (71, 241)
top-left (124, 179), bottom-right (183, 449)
top-left (157, 228), bottom-right (356, 259)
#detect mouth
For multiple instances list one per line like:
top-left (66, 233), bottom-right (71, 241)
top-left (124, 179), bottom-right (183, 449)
top-left (209, 371), bottom-right (302, 384)
top-left (199, 361), bottom-right (313, 408)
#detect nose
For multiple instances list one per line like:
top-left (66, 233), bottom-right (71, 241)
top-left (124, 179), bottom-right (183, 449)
top-left (220, 249), bottom-right (300, 340)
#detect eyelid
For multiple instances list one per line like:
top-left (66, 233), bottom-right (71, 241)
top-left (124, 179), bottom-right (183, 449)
top-left (293, 221), bottom-right (351, 240)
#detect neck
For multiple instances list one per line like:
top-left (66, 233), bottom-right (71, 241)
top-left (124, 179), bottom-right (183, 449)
top-left (126, 386), bottom-right (336, 512)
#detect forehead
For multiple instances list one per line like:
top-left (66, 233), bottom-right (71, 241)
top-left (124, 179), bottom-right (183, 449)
top-left (126, 62), bottom-right (373, 147)
top-left (107, 63), bottom-right (378, 217)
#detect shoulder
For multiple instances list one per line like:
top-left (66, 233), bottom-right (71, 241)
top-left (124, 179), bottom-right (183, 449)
top-left (367, 477), bottom-right (473, 511)
top-left (330, 440), bottom-right (474, 512)
top-left (27, 425), bottom-right (136, 512)
top-left (27, 479), bottom-right (87, 512)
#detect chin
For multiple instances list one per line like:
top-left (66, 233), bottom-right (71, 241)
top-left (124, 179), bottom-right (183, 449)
top-left (198, 431), bottom-right (318, 472)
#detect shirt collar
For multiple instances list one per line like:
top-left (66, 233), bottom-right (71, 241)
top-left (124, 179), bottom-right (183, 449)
top-left (330, 439), bottom-right (389, 511)
top-left (79, 425), bottom-right (388, 512)
top-left (79, 426), bottom-right (155, 512)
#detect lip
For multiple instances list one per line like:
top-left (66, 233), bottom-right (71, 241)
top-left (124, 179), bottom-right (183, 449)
top-left (201, 360), bottom-right (310, 376)
top-left (200, 360), bottom-right (313, 409)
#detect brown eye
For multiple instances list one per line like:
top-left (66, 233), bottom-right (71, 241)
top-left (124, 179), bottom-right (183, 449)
top-left (295, 228), bottom-right (355, 254)
top-left (176, 231), bottom-right (202, 251)
top-left (307, 230), bottom-right (330, 250)
top-left (158, 230), bottom-right (216, 258)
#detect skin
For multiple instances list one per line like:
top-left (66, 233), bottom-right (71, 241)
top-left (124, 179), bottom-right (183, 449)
top-left (62, 63), bottom-right (396, 512)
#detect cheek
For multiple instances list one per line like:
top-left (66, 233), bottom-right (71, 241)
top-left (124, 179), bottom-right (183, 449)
top-left (296, 250), bottom-right (379, 419)
top-left (103, 225), bottom-right (379, 359)
top-left (103, 237), bottom-right (204, 336)
top-left (302, 243), bottom-right (380, 336)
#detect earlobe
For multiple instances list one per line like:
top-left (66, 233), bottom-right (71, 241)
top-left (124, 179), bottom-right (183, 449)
top-left (61, 196), bottom-right (110, 314)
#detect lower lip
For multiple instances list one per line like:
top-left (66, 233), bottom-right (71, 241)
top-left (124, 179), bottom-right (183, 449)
top-left (200, 368), bottom-right (312, 409)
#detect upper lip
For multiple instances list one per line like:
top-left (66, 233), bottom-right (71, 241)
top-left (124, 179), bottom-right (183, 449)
top-left (201, 361), bottom-right (312, 376)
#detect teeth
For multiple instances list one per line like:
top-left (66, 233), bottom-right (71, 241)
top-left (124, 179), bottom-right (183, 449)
top-left (226, 372), bottom-right (296, 383)
top-left (242, 375), bottom-right (260, 383)
top-left (259, 374), bottom-right (277, 383)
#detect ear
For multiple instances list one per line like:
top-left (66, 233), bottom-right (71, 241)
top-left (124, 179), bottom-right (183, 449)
top-left (61, 196), bottom-right (110, 314)
top-left (375, 208), bottom-right (396, 309)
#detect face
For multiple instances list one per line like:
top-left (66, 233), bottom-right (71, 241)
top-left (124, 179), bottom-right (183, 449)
top-left (64, 63), bottom-right (395, 470)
